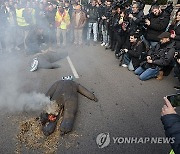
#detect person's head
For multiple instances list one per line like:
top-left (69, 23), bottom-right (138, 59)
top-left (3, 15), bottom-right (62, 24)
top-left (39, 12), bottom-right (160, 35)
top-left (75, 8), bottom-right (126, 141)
top-left (105, 0), bottom-right (111, 7)
top-left (91, 0), bottom-right (97, 6)
top-left (9, 0), bottom-right (13, 6)
top-left (58, 4), bottom-right (64, 13)
top-left (151, 5), bottom-right (161, 16)
top-left (116, 7), bottom-right (121, 14)
top-left (64, 1), bottom-right (70, 8)
top-left (43, 0), bottom-right (47, 5)
top-left (97, 0), bottom-right (102, 5)
top-left (48, 4), bottom-right (53, 11)
top-left (4, 1), bottom-right (9, 7)
top-left (129, 33), bottom-right (139, 43)
top-left (75, 4), bottom-right (81, 13)
top-left (158, 32), bottom-right (171, 44)
top-left (175, 10), bottom-right (180, 22)
top-left (14, 2), bottom-right (18, 9)
top-left (131, 3), bottom-right (139, 13)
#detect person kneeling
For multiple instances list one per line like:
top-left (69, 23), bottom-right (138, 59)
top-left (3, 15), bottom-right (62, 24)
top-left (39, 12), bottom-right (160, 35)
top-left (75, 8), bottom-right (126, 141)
top-left (121, 33), bottom-right (145, 71)
top-left (135, 32), bottom-right (175, 81)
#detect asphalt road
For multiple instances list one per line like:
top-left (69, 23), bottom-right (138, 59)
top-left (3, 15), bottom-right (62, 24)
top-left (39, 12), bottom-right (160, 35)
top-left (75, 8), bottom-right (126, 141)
top-left (0, 43), bottom-right (179, 154)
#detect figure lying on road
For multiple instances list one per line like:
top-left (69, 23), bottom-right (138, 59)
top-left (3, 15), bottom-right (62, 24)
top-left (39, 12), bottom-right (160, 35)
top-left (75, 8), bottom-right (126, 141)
top-left (30, 50), bottom-right (64, 72)
top-left (39, 79), bottom-right (98, 136)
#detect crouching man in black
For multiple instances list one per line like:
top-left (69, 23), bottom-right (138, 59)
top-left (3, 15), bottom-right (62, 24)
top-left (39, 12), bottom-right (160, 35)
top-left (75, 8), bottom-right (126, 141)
top-left (40, 80), bottom-right (98, 136)
top-left (121, 32), bottom-right (145, 71)
top-left (135, 32), bottom-right (175, 81)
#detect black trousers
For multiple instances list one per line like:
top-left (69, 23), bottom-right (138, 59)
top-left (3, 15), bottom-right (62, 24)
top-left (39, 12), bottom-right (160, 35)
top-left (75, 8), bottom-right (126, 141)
top-left (115, 32), bottom-right (126, 54)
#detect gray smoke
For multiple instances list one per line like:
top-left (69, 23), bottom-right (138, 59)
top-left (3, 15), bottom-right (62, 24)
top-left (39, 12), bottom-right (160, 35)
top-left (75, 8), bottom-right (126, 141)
top-left (0, 54), bottom-right (50, 112)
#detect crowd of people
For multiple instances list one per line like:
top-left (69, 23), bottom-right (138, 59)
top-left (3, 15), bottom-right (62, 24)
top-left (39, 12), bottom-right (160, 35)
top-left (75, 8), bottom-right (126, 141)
top-left (0, 0), bottom-right (179, 83)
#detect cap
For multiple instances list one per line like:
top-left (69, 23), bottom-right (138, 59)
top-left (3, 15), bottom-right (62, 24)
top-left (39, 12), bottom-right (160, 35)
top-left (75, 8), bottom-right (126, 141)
top-left (158, 32), bottom-right (171, 39)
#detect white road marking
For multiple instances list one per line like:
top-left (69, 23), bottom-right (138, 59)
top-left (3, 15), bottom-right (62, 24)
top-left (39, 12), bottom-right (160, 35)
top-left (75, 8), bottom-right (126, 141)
top-left (67, 56), bottom-right (79, 78)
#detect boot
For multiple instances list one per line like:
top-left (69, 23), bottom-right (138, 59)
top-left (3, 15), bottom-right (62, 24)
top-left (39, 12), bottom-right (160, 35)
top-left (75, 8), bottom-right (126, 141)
top-left (157, 71), bottom-right (164, 80)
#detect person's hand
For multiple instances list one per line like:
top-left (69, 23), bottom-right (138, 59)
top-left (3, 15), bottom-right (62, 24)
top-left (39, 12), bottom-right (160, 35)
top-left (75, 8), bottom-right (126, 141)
top-left (146, 56), bottom-right (151, 60)
top-left (161, 97), bottom-right (177, 116)
top-left (124, 49), bottom-right (128, 53)
top-left (177, 58), bottom-right (180, 64)
top-left (147, 59), bottom-right (152, 63)
top-left (171, 33), bottom-right (176, 38)
top-left (145, 19), bottom-right (150, 26)
top-left (129, 14), bottom-right (133, 18)
top-left (102, 16), bottom-right (106, 20)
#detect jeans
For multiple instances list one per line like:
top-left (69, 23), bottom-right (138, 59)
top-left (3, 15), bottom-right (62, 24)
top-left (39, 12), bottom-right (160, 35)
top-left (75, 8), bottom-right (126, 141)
top-left (74, 29), bottom-right (83, 44)
top-left (101, 25), bottom-right (108, 44)
top-left (122, 53), bottom-right (135, 71)
top-left (87, 22), bottom-right (98, 41)
top-left (56, 28), bottom-right (66, 46)
top-left (135, 66), bottom-right (159, 81)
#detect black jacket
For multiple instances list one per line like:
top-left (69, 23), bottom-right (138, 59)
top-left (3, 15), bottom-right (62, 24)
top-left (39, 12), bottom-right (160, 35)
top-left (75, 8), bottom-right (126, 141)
top-left (169, 23), bottom-right (180, 50)
top-left (148, 41), bottom-right (175, 67)
top-left (128, 40), bottom-right (145, 69)
top-left (161, 114), bottom-right (180, 154)
top-left (87, 5), bottom-right (98, 23)
top-left (145, 11), bottom-right (170, 42)
top-left (128, 10), bottom-right (144, 33)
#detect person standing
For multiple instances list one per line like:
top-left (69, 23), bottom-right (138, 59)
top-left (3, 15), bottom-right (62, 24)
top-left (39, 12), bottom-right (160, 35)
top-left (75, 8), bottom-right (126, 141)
top-left (72, 5), bottom-right (86, 45)
top-left (55, 4), bottom-right (70, 47)
top-left (86, 0), bottom-right (98, 45)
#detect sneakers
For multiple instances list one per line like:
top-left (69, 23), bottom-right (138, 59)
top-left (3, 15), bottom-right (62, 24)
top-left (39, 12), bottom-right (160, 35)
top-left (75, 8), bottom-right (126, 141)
top-left (101, 42), bottom-right (106, 46)
top-left (30, 58), bottom-right (39, 72)
top-left (62, 75), bottom-right (73, 80)
top-left (121, 64), bottom-right (128, 68)
top-left (174, 86), bottom-right (180, 90)
top-left (105, 43), bottom-right (109, 47)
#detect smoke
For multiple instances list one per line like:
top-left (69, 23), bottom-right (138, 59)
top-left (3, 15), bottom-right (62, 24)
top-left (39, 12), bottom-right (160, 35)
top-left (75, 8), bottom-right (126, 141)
top-left (0, 54), bottom-right (51, 112)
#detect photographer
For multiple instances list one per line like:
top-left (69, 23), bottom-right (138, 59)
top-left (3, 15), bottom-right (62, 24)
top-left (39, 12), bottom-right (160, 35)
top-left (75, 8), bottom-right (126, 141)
top-left (161, 97), bottom-right (180, 154)
top-left (114, 9), bottom-right (129, 57)
top-left (128, 2), bottom-right (144, 34)
top-left (123, 2), bottom-right (144, 50)
top-left (144, 5), bottom-right (170, 49)
top-left (121, 32), bottom-right (145, 71)
top-left (135, 32), bottom-right (175, 81)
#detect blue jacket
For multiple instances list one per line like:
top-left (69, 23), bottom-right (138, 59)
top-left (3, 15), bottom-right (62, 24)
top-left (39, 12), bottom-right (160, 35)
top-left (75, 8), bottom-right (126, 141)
top-left (161, 114), bottom-right (180, 154)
